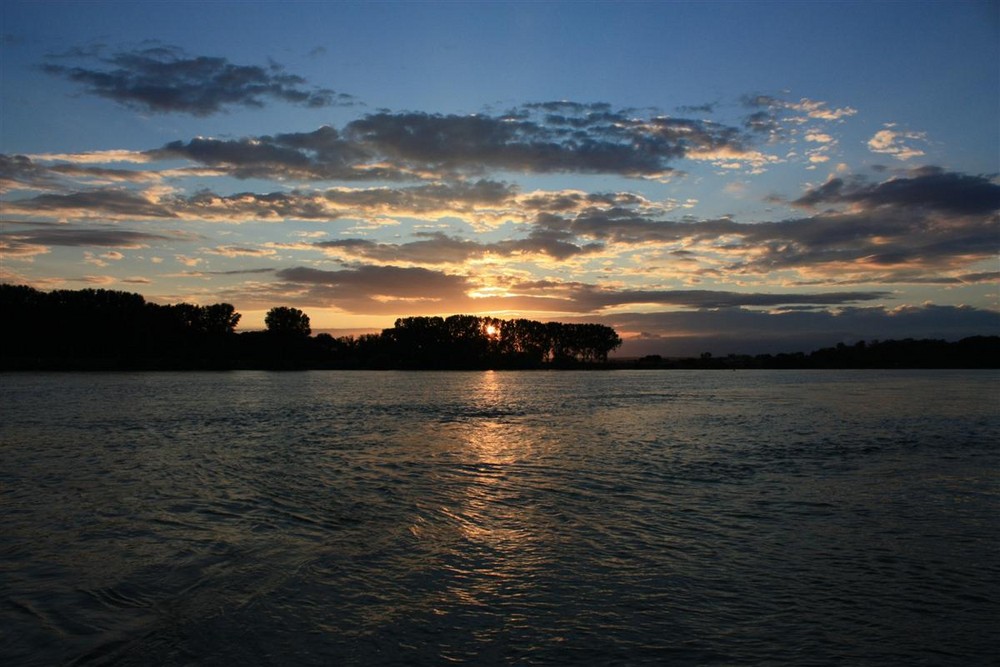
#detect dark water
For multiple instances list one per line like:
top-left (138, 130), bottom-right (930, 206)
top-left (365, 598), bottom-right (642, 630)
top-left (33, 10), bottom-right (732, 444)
top-left (1, 370), bottom-right (998, 665)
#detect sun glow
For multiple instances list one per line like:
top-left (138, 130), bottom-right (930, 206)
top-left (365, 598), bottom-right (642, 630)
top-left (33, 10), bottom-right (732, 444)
top-left (485, 323), bottom-right (499, 337)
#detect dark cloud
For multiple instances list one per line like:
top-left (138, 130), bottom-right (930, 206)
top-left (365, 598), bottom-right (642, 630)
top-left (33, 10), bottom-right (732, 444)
top-left (179, 189), bottom-right (336, 221)
top-left (315, 230), bottom-right (602, 264)
top-left (321, 180), bottom-right (517, 213)
top-left (271, 264), bottom-right (475, 314)
top-left (1, 153), bottom-right (157, 192)
top-left (505, 279), bottom-right (888, 312)
top-left (147, 104), bottom-right (752, 181)
top-left (1, 154), bottom-right (57, 191)
top-left (743, 110), bottom-right (782, 135)
top-left (676, 102), bottom-right (717, 114)
top-left (277, 264), bottom-right (468, 295)
top-left (540, 209), bottom-right (740, 245)
top-left (1, 226), bottom-right (176, 257)
top-left (792, 168), bottom-right (1000, 215)
top-left (315, 235), bottom-right (485, 265)
top-left (741, 95), bottom-right (783, 135)
top-left (196, 268), bottom-right (277, 276)
top-left (338, 110), bottom-right (665, 175)
top-left (173, 180), bottom-right (522, 223)
top-left (519, 190), bottom-right (656, 213)
top-left (47, 164), bottom-right (156, 183)
top-left (147, 127), bottom-right (400, 181)
top-left (42, 45), bottom-right (354, 116)
top-left (742, 94), bottom-right (780, 108)
top-left (793, 271), bottom-right (999, 286)
top-left (8, 188), bottom-right (177, 218)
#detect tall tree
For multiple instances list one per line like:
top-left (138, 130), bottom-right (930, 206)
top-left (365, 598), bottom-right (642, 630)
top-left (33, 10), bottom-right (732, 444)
top-left (265, 306), bottom-right (311, 337)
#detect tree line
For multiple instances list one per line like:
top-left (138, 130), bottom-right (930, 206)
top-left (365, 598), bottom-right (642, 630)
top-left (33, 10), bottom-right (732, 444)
top-left (0, 284), bottom-right (622, 370)
top-left (628, 337), bottom-right (999, 370)
top-left (3, 284), bottom-right (995, 370)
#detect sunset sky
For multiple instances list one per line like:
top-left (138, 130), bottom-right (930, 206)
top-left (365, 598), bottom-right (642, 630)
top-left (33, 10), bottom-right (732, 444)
top-left (2, 1), bottom-right (998, 355)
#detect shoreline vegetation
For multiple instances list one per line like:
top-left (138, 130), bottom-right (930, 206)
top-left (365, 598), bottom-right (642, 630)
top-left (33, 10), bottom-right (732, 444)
top-left (2, 284), bottom-right (997, 371)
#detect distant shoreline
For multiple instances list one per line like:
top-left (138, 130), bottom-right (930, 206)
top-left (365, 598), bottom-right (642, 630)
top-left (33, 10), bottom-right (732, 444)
top-left (4, 336), bottom-right (998, 372)
top-left (3, 284), bottom-right (997, 371)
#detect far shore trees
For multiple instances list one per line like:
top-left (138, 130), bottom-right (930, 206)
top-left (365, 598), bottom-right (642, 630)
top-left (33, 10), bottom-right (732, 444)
top-left (2, 284), bottom-right (996, 370)
top-left (376, 315), bottom-right (623, 368)
top-left (0, 284), bottom-right (623, 369)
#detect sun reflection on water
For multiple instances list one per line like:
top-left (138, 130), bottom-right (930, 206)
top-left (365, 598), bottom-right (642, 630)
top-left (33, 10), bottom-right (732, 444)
top-left (426, 371), bottom-right (547, 624)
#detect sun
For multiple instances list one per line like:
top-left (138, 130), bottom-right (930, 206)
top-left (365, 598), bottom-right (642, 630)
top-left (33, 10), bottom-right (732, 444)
top-left (485, 324), bottom-right (499, 337)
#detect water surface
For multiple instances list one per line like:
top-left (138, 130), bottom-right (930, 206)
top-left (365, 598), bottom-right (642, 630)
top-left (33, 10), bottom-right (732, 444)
top-left (2, 370), bottom-right (998, 665)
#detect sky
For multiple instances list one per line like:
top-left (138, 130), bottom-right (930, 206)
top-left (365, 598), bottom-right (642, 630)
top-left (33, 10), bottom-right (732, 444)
top-left (2, 0), bottom-right (998, 356)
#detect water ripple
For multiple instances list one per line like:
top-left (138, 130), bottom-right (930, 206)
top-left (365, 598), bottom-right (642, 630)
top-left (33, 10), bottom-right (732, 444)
top-left (1, 370), bottom-right (998, 665)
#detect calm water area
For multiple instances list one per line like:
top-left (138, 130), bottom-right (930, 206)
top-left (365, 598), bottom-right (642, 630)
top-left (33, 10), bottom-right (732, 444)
top-left (1, 370), bottom-right (998, 665)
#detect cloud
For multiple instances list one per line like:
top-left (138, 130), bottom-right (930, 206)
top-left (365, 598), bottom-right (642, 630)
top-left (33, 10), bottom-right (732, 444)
top-left (178, 189), bottom-right (339, 222)
top-left (741, 95), bottom-right (856, 161)
top-left (676, 102), bottom-right (717, 114)
top-left (531, 169), bottom-right (998, 281)
top-left (175, 255), bottom-right (202, 267)
top-left (84, 250), bottom-right (125, 267)
top-left (146, 126), bottom-right (403, 181)
top-left (4, 187), bottom-right (177, 219)
top-left (743, 110), bottom-right (782, 136)
top-left (190, 268), bottom-right (277, 276)
top-left (0, 223), bottom-right (174, 260)
top-left (28, 150), bottom-right (152, 164)
top-left (1, 154), bottom-right (57, 192)
top-left (506, 280), bottom-right (889, 312)
top-left (867, 125), bottom-right (927, 160)
top-left (1, 225), bottom-right (176, 252)
top-left (314, 230), bottom-right (603, 264)
top-left (791, 168), bottom-right (1000, 215)
top-left (804, 132), bottom-right (835, 144)
top-left (4, 173), bottom-right (677, 229)
top-left (42, 44), bottom-right (354, 115)
top-left (684, 145), bottom-right (782, 172)
top-left (745, 95), bottom-right (857, 121)
top-left (0, 239), bottom-right (50, 259)
top-left (785, 98), bottom-right (857, 121)
top-left (172, 180), bottom-right (526, 226)
top-left (205, 245), bottom-right (278, 258)
top-left (271, 264), bottom-right (476, 314)
top-left (314, 235), bottom-right (486, 265)
top-left (148, 104), bottom-right (757, 181)
top-left (2, 153), bottom-right (166, 193)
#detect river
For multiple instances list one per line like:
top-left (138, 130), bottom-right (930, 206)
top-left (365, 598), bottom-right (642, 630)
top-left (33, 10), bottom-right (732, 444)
top-left (1, 370), bottom-right (997, 665)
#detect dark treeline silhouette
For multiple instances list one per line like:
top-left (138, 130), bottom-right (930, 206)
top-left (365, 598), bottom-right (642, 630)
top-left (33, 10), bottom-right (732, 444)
top-left (0, 284), bottom-right (622, 370)
top-left (628, 337), bottom-right (1000, 370)
top-left (353, 315), bottom-right (623, 369)
top-left (3, 284), bottom-right (996, 370)
top-left (2, 284), bottom-right (243, 369)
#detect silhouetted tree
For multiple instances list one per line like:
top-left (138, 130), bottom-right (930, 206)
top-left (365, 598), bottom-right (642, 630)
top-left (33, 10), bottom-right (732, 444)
top-left (202, 303), bottom-right (241, 335)
top-left (265, 306), bottom-right (311, 337)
